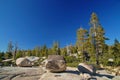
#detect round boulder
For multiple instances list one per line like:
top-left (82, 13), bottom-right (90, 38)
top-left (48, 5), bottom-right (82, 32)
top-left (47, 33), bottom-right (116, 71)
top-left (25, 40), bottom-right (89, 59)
top-left (46, 55), bottom-right (66, 72)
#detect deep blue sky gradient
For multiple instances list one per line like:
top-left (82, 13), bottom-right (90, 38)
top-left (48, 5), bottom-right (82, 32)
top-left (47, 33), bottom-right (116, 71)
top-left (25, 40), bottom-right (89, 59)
top-left (0, 0), bottom-right (120, 51)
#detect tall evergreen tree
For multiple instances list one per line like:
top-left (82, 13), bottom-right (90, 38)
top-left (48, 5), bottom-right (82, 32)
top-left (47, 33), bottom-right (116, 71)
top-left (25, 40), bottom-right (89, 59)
top-left (111, 39), bottom-right (120, 66)
top-left (16, 50), bottom-right (23, 59)
top-left (52, 41), bottom-right (60, 55)
top-left (89, 12), bottom-right (106, 65)
top-left (76, 27), bottom-right (89, 62)
top-left (60, 48), bottom-right (67, 56)
top-left (6, 41), bottom-right (15, 60)
top-left (0, 52), bottom-right (4, 62)
top-left (41, 45), bottom-right (48, 57)
top-left (34, 46), bottom-right (41, 57)
top-left (76, 27), bottom-right (88, 51)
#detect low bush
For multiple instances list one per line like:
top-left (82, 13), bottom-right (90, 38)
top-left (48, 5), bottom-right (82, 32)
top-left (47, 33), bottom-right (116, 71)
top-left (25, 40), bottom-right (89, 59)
top-left (66, 62), bottom-right (79, 67)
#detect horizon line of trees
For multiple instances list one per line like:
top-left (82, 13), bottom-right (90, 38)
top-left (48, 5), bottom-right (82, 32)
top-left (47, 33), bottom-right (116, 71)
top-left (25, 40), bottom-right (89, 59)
top-left (0, 12), bottom-right (120, 67)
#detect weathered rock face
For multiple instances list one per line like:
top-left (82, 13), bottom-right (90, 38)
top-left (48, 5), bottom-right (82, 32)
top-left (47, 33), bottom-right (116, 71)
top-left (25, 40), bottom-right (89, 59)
top-left (47, 55), bottom-right (65, 60)
top-left (26, 56), bottom-right (39, 62)
top-left (46, 55), bottom-right (66, 72)
top-left (16, 58), bottom-right (32, 67)
top-left (78, 63), bottom-right (96, 75)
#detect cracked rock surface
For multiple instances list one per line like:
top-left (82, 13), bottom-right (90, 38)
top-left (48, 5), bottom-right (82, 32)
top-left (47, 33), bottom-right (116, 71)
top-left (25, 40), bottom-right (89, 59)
top-left (0, 67), bottom-right (120, 80)
top-left (0, 67), bottom-right (45, 80)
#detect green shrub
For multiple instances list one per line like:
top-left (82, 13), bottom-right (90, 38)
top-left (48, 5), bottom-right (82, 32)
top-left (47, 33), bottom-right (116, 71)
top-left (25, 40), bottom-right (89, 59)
top-left (33, 62), bottom-right (40, 66)
top-left (3, 62), bottom-right (12, 66)
top-left (115, 59), bottom-right (120, 66)
top-left (65, 56), bottom-right (79, 63)
top-left (65, 56), bottom-right (80, 67)
top-left (66, 62), bottom-right (79, 67)
top-left (0, 59), bottom-right (2, 62)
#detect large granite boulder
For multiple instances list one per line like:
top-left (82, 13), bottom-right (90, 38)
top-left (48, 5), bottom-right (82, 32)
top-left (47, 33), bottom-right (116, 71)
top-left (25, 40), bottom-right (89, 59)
top-left (16, 58), bottom-right (32, 67)
top-left (26, 56), bottom-right (39, 62)
top-left (78, 63), bottom-right (96, 75)
top-left (46, 55), bottom-right (66, 72)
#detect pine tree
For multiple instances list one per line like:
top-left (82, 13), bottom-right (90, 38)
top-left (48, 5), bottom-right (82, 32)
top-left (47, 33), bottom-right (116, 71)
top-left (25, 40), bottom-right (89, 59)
top-left (60, 48), bottom-right (67, 56)
top-left (34, 46), bottom-right (41, 57)
top-left (52, 41), bottom-right (60, 55)
top-left (89, 12), bottom-right (106, 65)
top-left (76, 27), bottom-right (89, 62)
top-left (111, 39), bottom-right (120, 66)
top-left (16, 50), bottom-right (23, 59)
top-left (41, 45), bottom-right (48, 57)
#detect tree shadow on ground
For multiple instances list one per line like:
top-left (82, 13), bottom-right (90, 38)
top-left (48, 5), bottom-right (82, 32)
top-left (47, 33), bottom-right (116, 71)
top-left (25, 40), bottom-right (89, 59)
top-left (64, 70), bottom-right (114, 79)
top-left (64, 70), bottom-right (80, 75)
top-left (94, 73), bottom-right (114, 79)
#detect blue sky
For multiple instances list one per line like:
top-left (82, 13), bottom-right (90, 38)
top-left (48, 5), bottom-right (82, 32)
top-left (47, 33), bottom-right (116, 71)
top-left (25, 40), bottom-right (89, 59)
top-left (0, 0), bottom-right (120, 51)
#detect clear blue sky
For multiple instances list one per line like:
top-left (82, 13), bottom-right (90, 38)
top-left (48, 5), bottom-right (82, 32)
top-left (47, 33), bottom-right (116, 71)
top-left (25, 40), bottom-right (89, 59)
top-left (0, 0), bottom-right (120, 51)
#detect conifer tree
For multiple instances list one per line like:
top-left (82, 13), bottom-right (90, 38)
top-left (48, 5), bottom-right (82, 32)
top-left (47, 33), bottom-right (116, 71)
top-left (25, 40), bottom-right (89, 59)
top-left (76, 27), bottom-right (88, 62)
top-left (89, 12), bottom-right (106, 65)
top-left (41, 45), bottom-right (48, 57)
top-left (52, 41), bottom-right (60, 55)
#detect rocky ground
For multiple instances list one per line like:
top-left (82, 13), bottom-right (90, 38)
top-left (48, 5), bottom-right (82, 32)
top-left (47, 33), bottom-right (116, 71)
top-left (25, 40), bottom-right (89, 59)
top-left (0, 66), bottom-right (120, 80)
top-left (0, 66), bottom-right (45, 80)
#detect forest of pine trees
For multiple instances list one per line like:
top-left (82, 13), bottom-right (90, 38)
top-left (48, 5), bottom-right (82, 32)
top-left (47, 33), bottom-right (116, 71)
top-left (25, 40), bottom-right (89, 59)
top-left (0, 12), bottom-right (120, 67)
